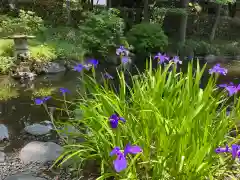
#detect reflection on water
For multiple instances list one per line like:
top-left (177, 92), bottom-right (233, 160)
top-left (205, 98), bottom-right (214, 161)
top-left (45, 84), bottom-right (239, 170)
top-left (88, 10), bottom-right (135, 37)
top-left (0, 71), bottom-right (81, 152)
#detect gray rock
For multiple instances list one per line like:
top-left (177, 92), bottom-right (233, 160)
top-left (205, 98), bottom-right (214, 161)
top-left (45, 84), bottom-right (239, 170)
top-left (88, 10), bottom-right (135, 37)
top-left (42, 62), bottom-right (66, 74)
top-left (19, 141), bottom-right (63, 164)
top-left (205, 54), bottom-right (217, 63)
top-left (204, 54), bottom-right (229, 64)
top-left (24, 123), bottom-right (52, 135)
top-left (0, 124), bottom-right (9, 141)
top-left (0, 151), bottom-right (6, 162)
top-left (5, 173), bottom-right (45, 180)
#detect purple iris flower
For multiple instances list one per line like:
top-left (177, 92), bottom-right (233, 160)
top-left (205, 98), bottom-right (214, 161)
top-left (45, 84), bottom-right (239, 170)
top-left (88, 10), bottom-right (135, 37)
top-left (110, 143), bottom-right (143, 172)
top-left (121, 56), bottom-right (129, 64)
top-left (103, 72), bottom-right (113, 79)
top-left (215, 145), bottom-right (229, 153)
top-left (116, 46), bottom-right (129, 56)
top-left (218, 82), bottom-right (240, 96)
top-left (231, 144), bottom-right (239, 159)
top-left (171, 56), bottom-right (182, 64)
top-left (34, 96), bottom-right (51, 105)
top-left (215, 144), bottom-right (240, 160)
top-left (209, 64), bottom-right (228, 75)
top-left (154, 53), bottom-right (169, 64)
top-left (109, 114), bottom-right (126, 129)
top-left (87, 59), bottom-right (98, 68)
top-left (218, 84), bottom-right (228, 88)
top-left (59, 87), bottom-right (70, 94)
top-left (226, 86), bottom-right (239, 96)
top-left (73, 63), bottom-right (84, 72)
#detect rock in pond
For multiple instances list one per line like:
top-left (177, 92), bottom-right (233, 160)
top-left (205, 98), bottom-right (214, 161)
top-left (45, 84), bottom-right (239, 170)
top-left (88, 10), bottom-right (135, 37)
top-left (24, 123), bottom-right (53, 135)
top-left (5, 173), bottom-right (45, 180)
top-left (0, 124), bottom-right (9, 141)
top-left (42, 62), bottom-right (66, 74)
top-left (11, 72), bottom-right (36, 81)
top-left (0, 151), bottom-right (6, 162)
top-left (19, 141), bottom-right (63, 164)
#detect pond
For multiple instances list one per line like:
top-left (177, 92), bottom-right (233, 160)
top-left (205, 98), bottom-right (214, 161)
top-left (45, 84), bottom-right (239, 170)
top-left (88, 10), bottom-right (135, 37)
top-left (0, 71), bottom-right (81, 151)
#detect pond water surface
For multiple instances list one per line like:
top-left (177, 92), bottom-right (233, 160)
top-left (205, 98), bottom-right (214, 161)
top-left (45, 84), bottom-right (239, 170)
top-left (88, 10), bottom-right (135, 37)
top-left (0, 71), bottom-right (81, 153)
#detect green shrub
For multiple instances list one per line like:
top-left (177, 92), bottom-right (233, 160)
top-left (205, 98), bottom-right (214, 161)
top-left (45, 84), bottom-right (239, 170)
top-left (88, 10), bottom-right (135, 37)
top-left (79, 8), bottom-right (125, 58)
top-left (0, 56), bottom-right (14, 74)
top-left (29, 44), bottom-right (57, 62)
top-left (52, 41), bottom-right (86, 61)
top-left (218, 42), bottom-right (240, 56)
top-left (57, 62), bottom-right (236, 179)
top-left (150, 7), bottom-right (168, 26)
top-left (184, 39), bottom-right (221, 56)
top-left (127, 23), bottom-right (168, 54)
top-left (0, 85), bottom-right (18, 101)
top-left (0, 10), bottom-right (45, 37)
top-left (0, 40), bottom-right (14, 56)
top-left (33, 27), bottom-right (87, 61)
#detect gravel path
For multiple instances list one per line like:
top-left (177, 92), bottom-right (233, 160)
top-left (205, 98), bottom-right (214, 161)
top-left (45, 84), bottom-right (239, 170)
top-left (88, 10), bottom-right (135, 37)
top-left (0, 132), bottom-right (71, 180)
top-left (0, 150), bottom-right (73, 180)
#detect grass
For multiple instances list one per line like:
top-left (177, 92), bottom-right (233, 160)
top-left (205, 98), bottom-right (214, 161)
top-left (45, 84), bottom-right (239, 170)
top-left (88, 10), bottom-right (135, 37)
top-left (32, 87), bottom-right (56, 97)
top-left (54, 61), bottom-right (240, 179)
top-left (0, 85), bottom-right (19, 101)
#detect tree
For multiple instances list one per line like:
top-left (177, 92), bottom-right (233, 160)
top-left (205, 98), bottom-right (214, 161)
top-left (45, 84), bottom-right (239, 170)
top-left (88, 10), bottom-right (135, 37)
top-left (179, 0), bottom-right (189, 45)
top-left (143, 0), bottom-right (149, 22)
top-left (209, 0), bottom-right (236, 42)
top-left (228, 1), bottom-right (236, 17)
top-left (66, 0), bottom-right (72, 25)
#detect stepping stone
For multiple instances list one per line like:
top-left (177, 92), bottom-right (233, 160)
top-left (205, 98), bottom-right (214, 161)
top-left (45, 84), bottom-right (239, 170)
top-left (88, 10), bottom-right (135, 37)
top-left (0, 151), bottom-right (5, 162)
top-left (24, 123), bottom-right (53, 136)
top-left (19, 141), bottom-right (63, 164)
top-left (0, 124), bottom-right (9, 141)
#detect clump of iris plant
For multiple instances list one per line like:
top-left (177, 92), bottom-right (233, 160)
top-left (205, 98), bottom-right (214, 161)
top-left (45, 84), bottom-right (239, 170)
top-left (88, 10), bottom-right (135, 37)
top-left (215, 144), bottom-right (240, 159)
top-left (218, 82), bottom-right (240, 96)
top-left (110, 143), bottom-right (143, 172)
top-left (34, 96), bottom-right (51, 105)
top-left (209, 64), bottom-right (227, 75)
top-left (116, 46), bottom-right (130, 64)
top-left (154, 53), bottom-right (169, 64)
top-left (109, 114), bottom-right (126, 128)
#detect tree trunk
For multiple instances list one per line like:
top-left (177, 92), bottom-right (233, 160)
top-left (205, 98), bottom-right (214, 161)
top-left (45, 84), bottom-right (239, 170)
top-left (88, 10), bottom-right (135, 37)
top-left (179, 0), bottom-right (189, 45)
top-left (90, 0), bottom-right (93, 9)
top-left (228, 2), bottom-right (236, 18)
top-left (135, 0), bottom-right (142, 23)
top-left (209, 4), bottom-right (221, 42)
top-left (107, 0), bottom-right (112, 8)
top-left (66, 0), bottom-right (72, 26)
top-left (143, 0), bottom-right (149, 22)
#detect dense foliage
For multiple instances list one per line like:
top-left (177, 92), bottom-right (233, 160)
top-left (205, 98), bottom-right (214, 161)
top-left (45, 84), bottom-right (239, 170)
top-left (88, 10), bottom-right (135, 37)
top-left (127, 23), bottom-right (168, 54)
top-left (0, 10), bottom-right (45, 36)
top-left (79, 9), bottom-right (125, 58)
